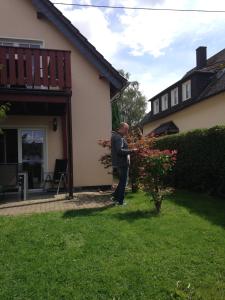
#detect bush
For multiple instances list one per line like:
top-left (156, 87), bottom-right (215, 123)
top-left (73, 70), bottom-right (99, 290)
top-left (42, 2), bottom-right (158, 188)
top-left (139, 148), bottom-right (177, 213)
top-left (0, 103), bottom-right (10, 133)
top-left (99, 130), bottom-right (177, 213)
top-left (154, 126), bottom-right (225, 197)
top-left (98, 130), bottom-right (155, 192)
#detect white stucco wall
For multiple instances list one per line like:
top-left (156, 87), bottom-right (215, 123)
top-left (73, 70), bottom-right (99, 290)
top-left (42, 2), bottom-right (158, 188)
top-left (0, 0), bottom-right (112, 187)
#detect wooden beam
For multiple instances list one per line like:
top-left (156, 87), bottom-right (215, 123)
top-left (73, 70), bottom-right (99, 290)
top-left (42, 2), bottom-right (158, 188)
top-left (61, 114), bottom-right (68, 159)
top-left (0, 91), bottom-right (68, 103)
top-left (67, 95), bottom-right (74, 199)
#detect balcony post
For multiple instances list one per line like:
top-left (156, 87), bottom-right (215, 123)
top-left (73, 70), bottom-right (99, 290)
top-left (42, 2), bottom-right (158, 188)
top-left (67, 94), bottom-right (74, 199)
top-left (61, 114), bottom-right (68, 159)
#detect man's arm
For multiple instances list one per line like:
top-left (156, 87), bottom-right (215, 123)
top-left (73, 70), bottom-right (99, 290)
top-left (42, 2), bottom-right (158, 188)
top-left (114, 136), bottom-right (134, 156)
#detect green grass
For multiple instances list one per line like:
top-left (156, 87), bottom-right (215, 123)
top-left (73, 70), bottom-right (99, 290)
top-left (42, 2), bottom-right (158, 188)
top-left (0, 191), bottom-right (225, 300)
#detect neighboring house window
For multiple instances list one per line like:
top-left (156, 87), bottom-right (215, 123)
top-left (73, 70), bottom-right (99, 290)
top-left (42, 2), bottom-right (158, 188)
top-left (0, 38), bottom-right (43, 48)
top-left (171, 87), bottom-right (179, 106)
top-left (182, 80), bottom-right (191, 101)
top-left (161, 94), bottom-right (168, 111)
top-left (153, 99), bottom-right (159, 114)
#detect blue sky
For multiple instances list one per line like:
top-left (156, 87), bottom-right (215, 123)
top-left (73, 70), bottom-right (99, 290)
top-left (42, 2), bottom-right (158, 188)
top-left (52, 0), bottom-right (225, 111)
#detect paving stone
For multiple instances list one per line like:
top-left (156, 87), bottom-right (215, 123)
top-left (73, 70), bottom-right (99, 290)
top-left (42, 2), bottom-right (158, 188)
top-left (0, 192), bottom-right (113, 216)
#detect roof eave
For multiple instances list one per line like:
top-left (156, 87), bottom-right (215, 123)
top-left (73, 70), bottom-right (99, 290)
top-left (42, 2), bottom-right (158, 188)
top-left (32, 0), bottom-right (127, 97)
top-left (144, 87), bottom-right (225, 126)
top-left (147, 70), bottom-right (214, 102)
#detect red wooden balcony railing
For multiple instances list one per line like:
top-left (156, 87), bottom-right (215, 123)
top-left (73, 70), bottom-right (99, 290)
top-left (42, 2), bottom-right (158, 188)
top-left (0, 46), bottom-right (71, 91)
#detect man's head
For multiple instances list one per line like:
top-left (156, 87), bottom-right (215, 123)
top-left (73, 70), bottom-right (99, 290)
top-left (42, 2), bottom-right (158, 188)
top-left (117, 122), bottom-right (129, 136)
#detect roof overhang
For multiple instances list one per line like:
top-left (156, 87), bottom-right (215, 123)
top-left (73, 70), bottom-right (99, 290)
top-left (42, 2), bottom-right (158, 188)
top-left (150, 121), bottom-right (179, 136)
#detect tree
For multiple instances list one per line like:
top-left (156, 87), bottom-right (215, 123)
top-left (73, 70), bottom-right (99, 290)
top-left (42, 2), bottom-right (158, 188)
top-left (138, 148), bottom-right (177, 214)
top-left (0, 104), bottom-right (7, 119)
top-left (111, 101), bottom-right (121, 131)
top-left (0, 103), bottom-right (10, 133)
top-left (113, 70), bottom-right (147, 127)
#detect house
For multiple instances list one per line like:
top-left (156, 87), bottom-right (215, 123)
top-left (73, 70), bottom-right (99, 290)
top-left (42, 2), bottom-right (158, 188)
top-left (0, 0), bottom-right (127, 197)
top-left (142, 46), bottom-right (225, 136)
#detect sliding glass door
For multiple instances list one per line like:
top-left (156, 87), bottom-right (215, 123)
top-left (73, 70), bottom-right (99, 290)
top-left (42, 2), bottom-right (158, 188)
top-left (19, 129), bottom-right (46, 189)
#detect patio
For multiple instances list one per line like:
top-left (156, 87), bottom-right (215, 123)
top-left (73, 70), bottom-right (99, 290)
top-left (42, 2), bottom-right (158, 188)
top-left (0, 191), bottom-right (113, 216)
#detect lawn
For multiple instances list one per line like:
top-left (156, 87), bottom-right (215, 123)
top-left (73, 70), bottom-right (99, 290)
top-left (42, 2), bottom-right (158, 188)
top-left (0, 191), bottom-right (225, 300)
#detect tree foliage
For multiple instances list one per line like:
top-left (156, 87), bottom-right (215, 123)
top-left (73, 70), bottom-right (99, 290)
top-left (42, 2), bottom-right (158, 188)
top-left (113, 70), bottom-right (147, 127)
top-left (0, 103), bottom-right (10, 133)
top-left (138, 148), bottom-right (177, 213)
top-left (0, 104), bottom-right (9, 119)
top-left (111, 101), bottom-right (121, 131)
top-left (98, 130), bottom-right (177, 213)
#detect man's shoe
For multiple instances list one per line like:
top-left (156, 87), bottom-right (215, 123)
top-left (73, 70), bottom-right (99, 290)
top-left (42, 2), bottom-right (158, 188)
top-left (110, 196), bottom-right (117, 202)
top-left (117, 202), bottom-right (127, 206)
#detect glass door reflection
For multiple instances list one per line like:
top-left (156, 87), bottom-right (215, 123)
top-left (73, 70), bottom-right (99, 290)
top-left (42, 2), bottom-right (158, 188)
top-left (20, 129), bottom-right (45, 189)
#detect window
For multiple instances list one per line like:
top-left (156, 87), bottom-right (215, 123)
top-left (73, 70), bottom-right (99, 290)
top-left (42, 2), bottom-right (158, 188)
top-left (182, 80), bottom-right (191, 101)
top-left (0, 38), bottom-right (43, 48)
top-left (0, 129), bottom-right (18, 164)
top-left (171, 87), bottom-right (179, 106)
top-left (161, 94), bottom-right (168, 111)
top-left (153, 99), bottom-right (159, 114)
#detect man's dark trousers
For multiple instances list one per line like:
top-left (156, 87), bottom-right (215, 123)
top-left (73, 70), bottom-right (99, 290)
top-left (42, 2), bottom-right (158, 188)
top-left (113, 166), bottom-right (128, 205)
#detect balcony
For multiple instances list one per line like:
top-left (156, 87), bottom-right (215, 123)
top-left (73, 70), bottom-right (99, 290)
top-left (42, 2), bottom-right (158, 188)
top-left (0, 46), bottom-right (71, 92)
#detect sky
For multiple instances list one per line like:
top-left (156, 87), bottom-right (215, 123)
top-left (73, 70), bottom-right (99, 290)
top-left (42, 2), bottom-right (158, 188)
top-left (51, 0), bottom-right (225, 111)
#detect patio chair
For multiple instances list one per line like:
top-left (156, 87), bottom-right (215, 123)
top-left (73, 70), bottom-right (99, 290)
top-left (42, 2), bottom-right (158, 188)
top-left (43, 159), bottom-right (68, 194)
top-left (0, 163), bottom-right (18, 200)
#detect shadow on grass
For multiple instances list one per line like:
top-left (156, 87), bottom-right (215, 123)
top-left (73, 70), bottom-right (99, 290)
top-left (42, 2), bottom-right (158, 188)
top-left (62, 205), bottom-right (112, 218)
top-left (111, 209), bottom-right (158, 223)
top-left (169, 190), bottom-right (225, 229)
top-left (125, 193), bottom-right (135, 199)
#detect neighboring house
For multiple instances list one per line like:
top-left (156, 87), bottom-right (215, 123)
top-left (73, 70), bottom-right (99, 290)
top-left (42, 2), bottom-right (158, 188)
top-left (0, 0), bottom-right (127, 196)
top-left (142, 46), bottom-right (225, 136)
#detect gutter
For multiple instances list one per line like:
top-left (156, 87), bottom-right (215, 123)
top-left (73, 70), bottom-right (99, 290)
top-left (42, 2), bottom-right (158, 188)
top-left (110, 80), bottom-right (130, 103)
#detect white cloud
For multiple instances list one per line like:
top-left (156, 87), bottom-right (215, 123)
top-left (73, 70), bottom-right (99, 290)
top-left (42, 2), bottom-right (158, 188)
top-left (53, 1), bottom-right (120, 60)
top-left (51, 0), bottom-right (225, 107)
top-left (118, 0), bottom-right (225, 57)
top-left (52, 0), bottom-right (225, 59)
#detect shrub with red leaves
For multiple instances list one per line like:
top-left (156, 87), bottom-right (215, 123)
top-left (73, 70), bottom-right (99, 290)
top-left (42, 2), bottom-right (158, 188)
top-left (98, 128), bottom-right (155, 190)
top-left (98, 139), bottom-right (112, 171)
top-left (98, 129), bottom-right (177, 213)
top-left (138, 148), bottom-right (177, 213)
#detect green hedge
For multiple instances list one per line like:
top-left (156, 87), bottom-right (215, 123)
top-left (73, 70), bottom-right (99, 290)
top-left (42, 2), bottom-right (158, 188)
top-left (154, 126), bottom-right (225, 197)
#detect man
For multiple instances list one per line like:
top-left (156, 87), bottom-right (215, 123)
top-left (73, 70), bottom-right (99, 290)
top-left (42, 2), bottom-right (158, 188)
top-left (111, 123), bottom-right (137, 205)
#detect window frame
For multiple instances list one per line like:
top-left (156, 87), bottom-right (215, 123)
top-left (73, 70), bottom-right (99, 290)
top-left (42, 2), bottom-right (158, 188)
top-left (161, 93), bottom-right (168, 111)
top-left (182, 80), bottom-right (191, 101)
top-left (153, 98), bottom-right (159, 114)
top-left (0, 38), bottom-right (43, 49)
top-left (171, 87), bottom-right (179, 106)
